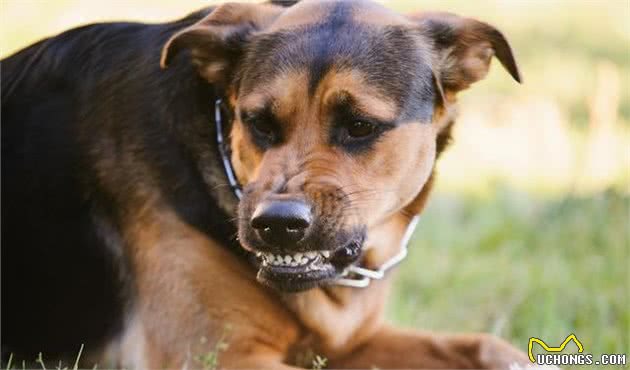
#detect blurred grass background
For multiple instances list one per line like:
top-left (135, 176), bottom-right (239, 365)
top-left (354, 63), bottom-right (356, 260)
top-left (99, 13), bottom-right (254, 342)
top-left (1, 0), bottom-right (628, 367)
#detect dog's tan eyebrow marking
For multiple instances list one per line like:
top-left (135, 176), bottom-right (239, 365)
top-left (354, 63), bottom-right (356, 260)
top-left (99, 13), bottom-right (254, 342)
top-left (323, 88), bottom-right (398, 124)
top-left (315, 69), bottom-right (398, 123)
top-left (328, 93), bottom-right (397, 132)
top-left (239, 93), bottom-right (271, 114)
top-left (240, 70), bottom-right (306, 107)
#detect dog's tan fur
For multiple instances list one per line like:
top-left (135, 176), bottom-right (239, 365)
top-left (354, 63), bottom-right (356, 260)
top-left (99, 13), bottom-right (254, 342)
top-left (105, 1), bottom-right (528, 368)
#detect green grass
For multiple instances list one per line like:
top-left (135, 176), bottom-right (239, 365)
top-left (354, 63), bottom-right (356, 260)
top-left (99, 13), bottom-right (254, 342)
top-left (387, 185), bottom-right (629, 367)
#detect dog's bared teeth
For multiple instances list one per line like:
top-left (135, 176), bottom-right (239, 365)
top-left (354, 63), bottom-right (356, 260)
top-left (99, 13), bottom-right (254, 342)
top-left (262, 251), bottom-right (333, 268)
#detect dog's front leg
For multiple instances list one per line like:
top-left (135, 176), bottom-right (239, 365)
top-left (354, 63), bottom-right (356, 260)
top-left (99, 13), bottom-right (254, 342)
top-left (111, 209), bottom-right (301, 369)
top-left (329, 326), bottom-right (529, 369)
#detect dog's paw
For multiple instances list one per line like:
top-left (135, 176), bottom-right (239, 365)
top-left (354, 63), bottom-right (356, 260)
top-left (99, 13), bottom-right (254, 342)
top-left (478, 334), bottom-right (530, 369)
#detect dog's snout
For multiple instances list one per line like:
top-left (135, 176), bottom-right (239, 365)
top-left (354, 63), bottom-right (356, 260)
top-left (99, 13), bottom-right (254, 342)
top-left (250, 200), bottom-right (312, 245)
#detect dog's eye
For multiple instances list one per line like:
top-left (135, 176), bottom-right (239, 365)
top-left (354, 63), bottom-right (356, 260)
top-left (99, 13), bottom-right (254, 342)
top-left (332, 115), bottom-right (393, 153)
top-left (240, 108), bottom-right (282, 148)
top-left (250, 120), bottom-right (275, 139)
top-left (347, 121), bottom-right (376, 138)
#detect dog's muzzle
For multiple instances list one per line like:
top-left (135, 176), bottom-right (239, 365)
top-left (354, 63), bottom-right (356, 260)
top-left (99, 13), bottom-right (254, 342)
top-left (246, 198), bottom-right (366, 292)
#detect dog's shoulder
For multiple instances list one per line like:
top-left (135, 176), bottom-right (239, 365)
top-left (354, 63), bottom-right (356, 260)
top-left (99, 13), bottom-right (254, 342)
top-left (1, 7), bottom-right (215, 103)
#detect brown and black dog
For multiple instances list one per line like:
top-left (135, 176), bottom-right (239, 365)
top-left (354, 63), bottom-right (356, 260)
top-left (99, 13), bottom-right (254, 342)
top-left (2, 0), bottom-right (527, 368)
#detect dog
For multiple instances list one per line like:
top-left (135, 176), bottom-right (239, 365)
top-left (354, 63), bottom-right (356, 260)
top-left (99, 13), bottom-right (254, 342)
top-left (2, 0), bottom-right (528, 368)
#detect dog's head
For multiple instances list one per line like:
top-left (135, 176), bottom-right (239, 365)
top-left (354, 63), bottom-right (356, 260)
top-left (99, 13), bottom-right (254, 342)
top-left (162, 0), bottom-right (520, 292)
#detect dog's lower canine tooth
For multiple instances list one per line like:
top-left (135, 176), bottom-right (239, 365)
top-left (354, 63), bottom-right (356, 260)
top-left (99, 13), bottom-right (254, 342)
top-left (322, 251), bottom-right (330, 258)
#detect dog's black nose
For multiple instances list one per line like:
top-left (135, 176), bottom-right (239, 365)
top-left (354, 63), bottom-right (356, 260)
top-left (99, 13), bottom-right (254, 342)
top-left (251, 200), bottom-right (312, 245)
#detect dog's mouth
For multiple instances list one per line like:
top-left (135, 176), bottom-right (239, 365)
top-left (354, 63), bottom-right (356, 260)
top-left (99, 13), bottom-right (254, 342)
top-left (254, 239), bottom-right (363, 292)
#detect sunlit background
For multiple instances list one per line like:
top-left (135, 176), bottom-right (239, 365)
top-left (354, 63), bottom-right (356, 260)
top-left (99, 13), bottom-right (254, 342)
top-left (2, 0), bottom-right (628, 368)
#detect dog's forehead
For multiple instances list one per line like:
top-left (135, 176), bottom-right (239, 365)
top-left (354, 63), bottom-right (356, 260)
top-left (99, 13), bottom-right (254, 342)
top-left (239, 0), bottom-right (435, 123)
top-left (268, 0), bottom-right (413, 30)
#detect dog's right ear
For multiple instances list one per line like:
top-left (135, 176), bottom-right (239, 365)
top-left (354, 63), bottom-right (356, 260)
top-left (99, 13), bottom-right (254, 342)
top-left (160, 2), bottom-right (284, 85)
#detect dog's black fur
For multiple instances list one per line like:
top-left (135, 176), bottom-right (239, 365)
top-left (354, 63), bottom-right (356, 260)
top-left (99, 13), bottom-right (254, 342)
top-left (2, 1), bottom-right (426, 359)
top-left (0, 7), bottom-right (246, 361)
top-left (1, 1), bottom-right (521, 364)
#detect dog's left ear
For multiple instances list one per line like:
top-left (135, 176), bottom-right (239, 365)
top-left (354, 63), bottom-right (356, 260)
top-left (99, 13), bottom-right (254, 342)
top-left (160, 2), bottom-right (284, 85)
top-left (413, 12), bottom-right (521, 95)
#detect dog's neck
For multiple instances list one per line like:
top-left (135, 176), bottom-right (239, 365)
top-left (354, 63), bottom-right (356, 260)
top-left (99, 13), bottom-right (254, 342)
top-left (282, 175), bottom-right (436, 357)
top-left (280, 211), bottom-right (414, 358)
